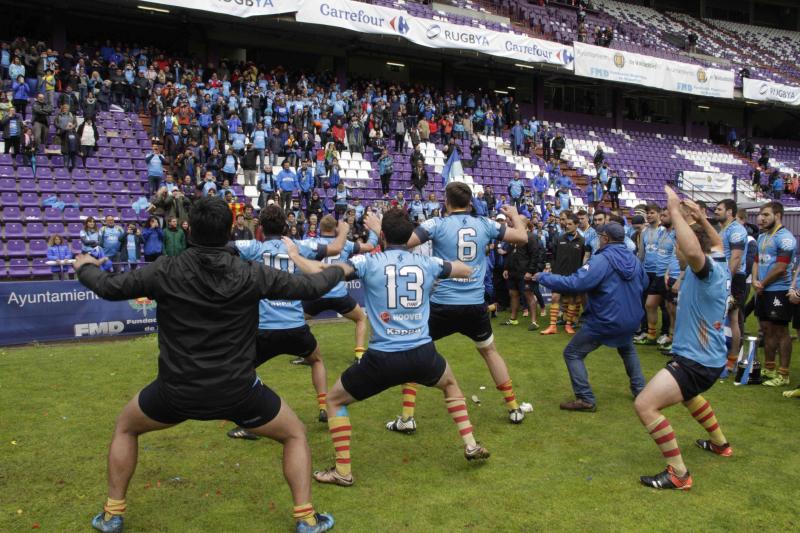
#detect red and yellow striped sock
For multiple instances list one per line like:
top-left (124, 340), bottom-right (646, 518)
top-left (765, 360), bottom-right (776, 371)
top-left (647, 322), bottom-right (657, 339)
top-left (496, 379), bottom-right (519, 410)
top-left (549, 304), bottom-right (559, 326)
top-left (401, 383), bottom-right (418, 419)
top-left (778, 366), bottom-right (790, 378)
top-left (103, 498), bottom-right (125, 521)
top-left (293, 503), bottom-right (317, 526)
top-left (565, 304), bottom-right (578, 325)
top-left (685, 395), bottom-right (727, 446)
top-left (646, 415), bottom-right (686, 476)
top-left (354, 346), bottom-right (366, 360)
top-left (328, 415), bottom-right (352, 476)
top-left (445, 397), bottom-right (477, 448)
top-left (317, 392), bottom-right (327, 411)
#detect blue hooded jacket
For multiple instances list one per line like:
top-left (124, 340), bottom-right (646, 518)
top-left (538, 242), bottom-right (647, 347)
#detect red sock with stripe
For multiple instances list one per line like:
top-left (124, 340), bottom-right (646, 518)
top-left (445, 397), bottom-right (477, 447)
top-left (646, 415), bottom-right (686, 476)
top-left (685, 395), bottom-right (727, 446)
top-left (496, 379), bottom-right (519, 410)
top-left (317, 392), bottom-right (327, 412)
top-left (328, 415), bottom-right (352, 476)
top-left (401, 383), bottom-right (418, 419)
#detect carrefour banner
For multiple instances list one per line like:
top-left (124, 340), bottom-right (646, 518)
top-left (0, 281), bottom-right (158, 346)
top-left (574, 42), bottom-right (734, 99)
top-left (0, 279), bottom-right (366, 346)
top-left (678, 171), bottom-right (733, 194)
top-left (296, 0), bottom-right (574, 68)
top-left (147, 0), bottom-right (299, 17)
top-left (743, 78), bottom-right (800, 106)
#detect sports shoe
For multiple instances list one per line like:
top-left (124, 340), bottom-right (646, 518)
top-left (385, 416), bottom-right (417, 434)
top-left (634, 336), bottom-right (658, 345)
top-left (633, 332), bottom-right (648, 342)
top-left (658, 343), bottom-right (673, 355)
top-left (227, 427), bottom-right (259, 440)
top-left (92, 513), bottom-right (123, 533)
top-left (296, 513), bottom-right (335, 533)
top-left (540, 325), bottom-right (558, 335)
top-left (782, 388), bottom-right (800, 398)
top-left (565, 324), bottom-right (576, 335)
top-left (291, 357), bottom-right (311, 366)
top-left (522, 309), bottom-right (529, 317)
top-left (656, 334), bottom-right (671, 346)
top-left (464, 443), bottom-right (491, 461)
top-left (640, 465), bottom-right (692, 491)
top-left (559, 398), bottom-right (597, 412)
top-left (763, 374), bottom-right (790, 387)
top-left (508, 408), bottom-right (525, 424)
top-left (527, 322), bottom-right (539, 331)
top-left (313, 467), bottom-right (354, 487)
top-left (696, 439), bottom-right (733, 457)
top-left (318, 409), bottom-right (328, 423)
top-left (761, 368), bottom-right (778, 381)
top-left (501, 319), bottom-right (519, 326)
top-left (556, 318), bottom-right (566, 326)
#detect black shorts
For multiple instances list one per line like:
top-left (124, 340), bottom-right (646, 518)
top-left (646, 272), bottom-right (666, 296)
top-left (255, 326), bottom-right (318, 366)
top-left (429, 302), bottom-right (493, 344)
top-left (729, 273), bottom-right (747, 309)
top-left (138, 378), bottom-right (282, 429)
top-left (756, 290), bottom-right (793, 325)
top-left (665, 355), bottom-right (724, 401)
top-left (507, 272), bottom-right (535, 293)
top-left (664, 277), bottom-right (678, 304)
top-left (340, 342), bottom-right (447, 401)
top-left (303, 295), bottom-right (358, 317)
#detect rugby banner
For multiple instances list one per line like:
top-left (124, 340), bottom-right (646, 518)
top-left (678, 170), bottom-right (733, 194)
top-left (743, 78), bottom-right (800, 106)
top-left (296, 0), bottom-right (574, 69)
top-left (147, 0), bottom-right (300, 17)
top-left (573, 42), bottom-right (734, 99)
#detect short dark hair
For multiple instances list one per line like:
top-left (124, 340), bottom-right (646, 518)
top-left (690, 223), bottom-right (712, 253)
top-left (717, 199), bottom-right (737, 216)
top-left (188, 196), bottom-right (233, 246)
top-left (646, 203), bottom-right (661, 213)
top-left (576, 210), bottom-right (588, 217)
top-left (563, 212), bottom-right (579, 224)
top-left (445, 182), bottom-right (473, 210)
top-left (761, 201), bottom-right (784, 217)
top-left (259, 204), bottom-right (287, 235)
top-left (381, 208), bottom-right (415, 245)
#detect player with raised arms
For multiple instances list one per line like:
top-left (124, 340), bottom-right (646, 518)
top-left (385, 181), bottom-right (530, 432)
top-left (284, 208), bottom-right (491, 488)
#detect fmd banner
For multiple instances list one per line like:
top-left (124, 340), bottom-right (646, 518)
top-left (0, 279), bottom-right (365, 346)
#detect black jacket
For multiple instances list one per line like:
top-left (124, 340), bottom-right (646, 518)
top-left (552, 232), bottom-right (585, 276)
top-left (1, 115), bottom-right (24, 138)
top-left (506, 231), bottom-right (545, 275)
top-left (77, 245), bottom-right (344, 417)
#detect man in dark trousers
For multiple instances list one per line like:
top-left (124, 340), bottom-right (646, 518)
top-left (78, 197), bottom-right (345, 533)
top-left (536, 222), bottom-right (647, 412)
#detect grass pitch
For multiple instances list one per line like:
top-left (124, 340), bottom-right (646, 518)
top-left (1, 314), bottom-right (798, 532)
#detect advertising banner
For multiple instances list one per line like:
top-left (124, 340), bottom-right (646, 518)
top-left (743, 78), bottom-right (800, 106)
top-left (0, 279), bottom-right (366, 346)
top-left (147, 0), bottom-right (300, 17)
top-left (663, 60), bottom-right (734, 99)
top-left (679, 170), bottom-right (733, 194)
top-left (295, 0), bottom-right (404, 37)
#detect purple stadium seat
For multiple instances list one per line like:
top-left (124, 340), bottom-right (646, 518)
top-left (114, 195), bottom-right (132, 208)
top-left (78, 194), bottom-right (97, 207)
top-left (32, 258), bottom-right (52, 277)
top-left (28, 239), bottom-right (48, 257)
top-left (66, 222), bottom-right (83, 237)
top-left (6, 240), bottom-right (27, 257)
top-left (94, 180), bottom-right (110, 193)
top-left (37, 168), bottom-right (53, 179)
top-left (80, 208), bottom-right (98, 220)
top-left (18, 178), bottom-right (36, 192)
top-left (60, 193), bottom-right (77, 204)
top-left (120, 208), bottom-right (137, 221)
top-left (89, 169), bottom-right (104, 181)
top-left (63, 207), bottom-right (81, 222)
top-left (8, 259), bottom-right (31, 278)
top-left (4, 222), bottom-right (24, 238)
top-left (0, 154), bottom-right (13, 166)
top-left (69, 167), bottom-right (85, 179)
top-left (22, 207), bottom-right (42, 220)
top-left (0, 176), bottom-right (16, 189)
top-left (0, 191), bottom-right (18, 206)
top-left (100, 159), bottom-right (115, 170)
top-left (55, 178), bottom-right (72, 190)
top-left (3, 206), bottom-right (22, 220)
top-left (20, 193), bottom-right (39, 206)
top-left (117, 159), bottom-right (133, 169)
top-left (70, 239), bottom-right (82, 254)
top-left (97, 193), bottom-right (114, 207)
top-left (17, 167), bottom-right (33, 179)
top-left (0, 259), bottom-right (6, 277)
top-left (103, 208), bottom-right (120, 220)
top-left (38, 179), bottom-right (56, 194)
top-left (50, 155), bottom-right (64, 167)
top-left (26, 222), bottom-right (46, 238)
top-left (85, 157), bottom-right (101, 169)
top-left (106, 169), bottom-right (123, 181)
top-left (74, 181), bottom-right (92, 193)
top-left (110, 181), bottom-right (126, 194)
top-left (128, 182), bottom-right (143, 194)
top-left (46, 222), bottom-right (66, 236)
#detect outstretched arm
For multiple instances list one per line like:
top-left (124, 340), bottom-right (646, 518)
top-left (76, 254), bottom-right (155, 300)
top-left (535, 256), bottom-right (605, 294)
top-left (666, 187), bottom-right (713, 274)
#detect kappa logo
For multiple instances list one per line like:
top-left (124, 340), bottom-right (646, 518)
top-left (613, 53), bottom-right (625, 68)
top-left (696, 68), bottom-right (708, 83)
top-left (389, 15), bottom-right (410, 35)
top-left (426, 24), bottom-right (442, 39)
top-left (773, 297), bottom-right (783, 307)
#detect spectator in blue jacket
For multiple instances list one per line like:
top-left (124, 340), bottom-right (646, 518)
top-left (507, 172), bottom-right (525, 207)
top-left (47, 234), bottom-right (73, 280)
top-left (145, 145), bottom-right (166, 198)
top-left (120, 223), bottom-right (143, 270)
top-left (276, 158), bottom-right (298, 213)
top-left (532, 171), bottom-right (548, 203)
top-left (11, 74), bottom-right (30, 118)
top-left (141, 216), bottom-right (164, 262)
top-left (473, 191), bottom-right (488, 216)
top-left (296, 158), bottom-right (315, 210)
top-left (510, 120), bottom-right (525, 156)
top-left (99, 215), bottom-right (125, 271)
top-left (425, 193), bottom-right (440, 218)
top-left (535, 222), bottom-right (648, 412)
top-left (80, 217), bottom-right (101, 253)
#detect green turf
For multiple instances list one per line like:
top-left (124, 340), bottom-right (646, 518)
top-left (1, 315), bottom-right (798, 532)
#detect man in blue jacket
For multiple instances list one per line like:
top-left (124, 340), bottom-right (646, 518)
top-left (276, 159), bottom-right (298, 214)
top-left (535, 222), bottom-right (647, 412)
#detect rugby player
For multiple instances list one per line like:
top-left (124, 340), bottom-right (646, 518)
top-left (714, 199), bottom-right (748, 370)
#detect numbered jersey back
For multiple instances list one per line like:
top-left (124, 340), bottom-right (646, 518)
top-left (350, 249), bottom-right (448, 351)
top-left (417, 214), bottom-right (504, 305)
top-left (235, 238), bottom-right (321, 330)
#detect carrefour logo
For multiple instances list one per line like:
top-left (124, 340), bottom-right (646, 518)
top-left (426, 24), bottom-right (442, 39)
top-left (389, 15), bottom-right (409, 35)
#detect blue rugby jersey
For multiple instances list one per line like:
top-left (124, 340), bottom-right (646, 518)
top-left (720, 220), bottom-right (748, 275)
top-left (756, 226), bottom-right (796, 291)
top-left (310, 232), bottom-right (378, 298)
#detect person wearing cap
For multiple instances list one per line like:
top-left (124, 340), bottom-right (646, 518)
top-left (534, 221), bottom-right (648, 412)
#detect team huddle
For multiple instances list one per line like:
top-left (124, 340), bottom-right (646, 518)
top-left (73, 183), bottom-right (794, 532)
